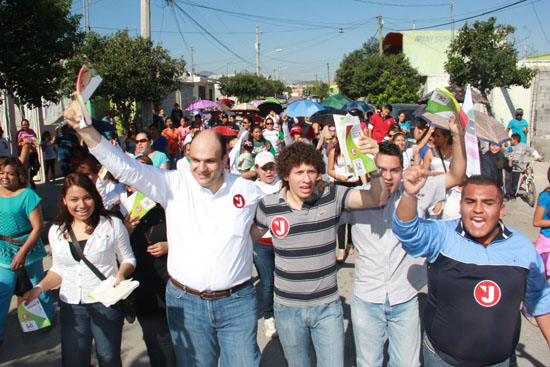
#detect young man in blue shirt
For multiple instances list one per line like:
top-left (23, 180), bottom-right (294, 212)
top-left (506, 108), bottom-right (529, 143)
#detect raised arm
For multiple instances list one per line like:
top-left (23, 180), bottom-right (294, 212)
top-left (63, 100), bottom-right (174, 206)
top-left (345, 135), bottom-right (389, 209)
top-left (346, 170), bottom-right (388, 209)
top-left (445, 115), bottom-right (466, 190)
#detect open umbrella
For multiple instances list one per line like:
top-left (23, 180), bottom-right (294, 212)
top-left (263, 97), bottom-right (280, 104)
top-left (309, 109), bottom-right (347, 126)
top-left (474, 110), bottom-right (510, 146)
top-left (419, 112), bottom-right (452, 130)
top-left (321, 95), bottom-right (353, 109)
top-left (184, 100), bottom-right (219, 111)
top-left (218, 98), bottom-right (235, 106)
top-left (285, 100), bottom-right (325, 118)
top-left (211, 125), bottom-right (237, 137)
top-left (258, 102), bottom-right (283, 117)
top-left (248, 100), bottom-right (263, 107)
top-left (231, 103), bottom-right (260, 112)
top-left (418, 86), bottom-right (488, 104)
top-left (343, 101), bottom-right (373, 113)
top-left (204, 103), bottom-right (230, 112)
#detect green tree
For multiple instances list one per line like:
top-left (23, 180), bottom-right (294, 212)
top-left (0, 0), bottom-right (83, 108)
top-left (63, 31), bottom-right (186, 128)
top-left (445, 17), bottom-right (536, 102)
top-left (336, 48), bottom-right (421, 106)
top-left (218, 73), bottom-right (288, 102)
top-left (303, 82), bottom-right (330, 100)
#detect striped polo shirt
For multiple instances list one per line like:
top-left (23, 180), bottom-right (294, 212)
top-left (255, 185), bottom-right (350, 307)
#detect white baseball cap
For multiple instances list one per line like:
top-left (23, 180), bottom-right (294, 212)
top-left (255, 151), bottom-right (276, 168)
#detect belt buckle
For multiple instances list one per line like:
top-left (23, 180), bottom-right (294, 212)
top-left (199, 291), bottom-right (217, 300)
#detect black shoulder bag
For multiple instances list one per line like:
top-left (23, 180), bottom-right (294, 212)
top-left (67, 228), bottom-right (137, 323)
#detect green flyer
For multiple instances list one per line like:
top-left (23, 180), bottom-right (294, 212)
top-left (18, 299), bottom-right (51, 333)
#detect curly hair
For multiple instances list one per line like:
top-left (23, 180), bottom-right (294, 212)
top-left (0, 157), bottom-right (28, 189)
top-left (276, 142), bottom-right (325, 188)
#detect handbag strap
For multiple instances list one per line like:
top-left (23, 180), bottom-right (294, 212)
top-left (67, 227), bottom-right (107, 281)
top-left (436, 146), bottom-right (448, 173)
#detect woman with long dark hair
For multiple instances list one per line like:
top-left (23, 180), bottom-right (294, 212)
top-left (0, 157), bottom-right (55, 345)
top-left (248, 124), bottom-right (275, 158)
top-left (24, 172), bottom-right (135, 367)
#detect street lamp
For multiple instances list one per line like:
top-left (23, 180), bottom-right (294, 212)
top-left (257, 48), bottom-right (282, 76)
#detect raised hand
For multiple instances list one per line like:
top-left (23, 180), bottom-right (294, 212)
top-left (402, 165), bottom-right (428, 196)
top-left (356, 135), bottom-right (379, 155)
top-left (62, 96), bottom-right (84, 131)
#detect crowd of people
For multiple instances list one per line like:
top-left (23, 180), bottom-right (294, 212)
top-left (0, 98), bottom-right (549, 367)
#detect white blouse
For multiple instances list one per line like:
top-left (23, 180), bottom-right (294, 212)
top-left (48, 216), bottom-right (136, 304)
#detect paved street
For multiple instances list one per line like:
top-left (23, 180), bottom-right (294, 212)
top-left (0, 164), bottom-right (549, 366)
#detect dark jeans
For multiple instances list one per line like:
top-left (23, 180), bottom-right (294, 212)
top-left (253, 242), bottom-right (275, 319)
top-left (44, 158), bottom-right (56, 180)
top-left (59, 159), bottom-right (71, 177)
top-left (59, 301), bottom-right (123, 367)
top-left (505, 171), bottom-right (521, 198)
top-left (136, 311), bottom-right (176, 367)
top-left (29, 152), bottom-right (40, 177)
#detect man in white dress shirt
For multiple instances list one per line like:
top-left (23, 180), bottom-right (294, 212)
top-left (64, 104), bottom-right (264, 366)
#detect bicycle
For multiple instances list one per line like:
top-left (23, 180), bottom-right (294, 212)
top-left (515, 160), bottom-right (537, 207)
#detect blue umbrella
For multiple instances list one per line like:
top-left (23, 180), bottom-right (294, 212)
top-left (285, 100), bottom-right (325, 117)
top-left (343, 101), bottom-right (373, 113)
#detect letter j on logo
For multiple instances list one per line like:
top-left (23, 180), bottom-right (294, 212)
top-left (271, 216), bottom-right (289, 238)
top-left (474, 280), bottom-right (501, 307)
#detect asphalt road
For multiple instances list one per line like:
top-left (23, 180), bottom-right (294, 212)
top-left (1, 163), bottom-right (549, 366)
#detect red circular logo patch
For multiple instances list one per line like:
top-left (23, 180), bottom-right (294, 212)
top-left (351, 148), bottom-right (357, 156)
top-left (474, 280), bottom-right (501, 307)
top-left (233, 194), bottom-right (245, 208)
top-left (271, 216), bottom-right (290, 238)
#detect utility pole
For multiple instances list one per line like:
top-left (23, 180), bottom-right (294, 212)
top-left (327, 63), bottom-right (330, 87)
top-left (82, 0), bottom-right (86, 32)
top-left (190, 45), bottom-right (195, 75)
top-left (140, 0), bottom-right (150, 39)
top-left (378, 14), bottom-right (383, 56)
top-left (256, 25), bottom-right (260, 76)
top-left (140, 0), bottom-right (152, 124)
top-left (450, 2), bottom-right (455, 42)
top-left (82, 0), bottom-right (90, 32)
top-left (227, 62), bottom-right (229, 76)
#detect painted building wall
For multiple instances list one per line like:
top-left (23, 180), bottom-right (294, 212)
top-left (401, 30), bottom-right (453, 76)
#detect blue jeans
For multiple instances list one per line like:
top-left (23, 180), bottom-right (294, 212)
top-left (274, 299), bottom-right (344, 367)
top-left (252, 242), bottom-right (275, 319)
top-left (59, 301), bottom-right (124, 367)
top-left (165, 280), bottom-right (260, 367)
top-left (422, 332), bottom-right (517, 367)
top-left (0, 260), bottom-right (55, 340)
top-left (351, 294), bottom-right (420, 367)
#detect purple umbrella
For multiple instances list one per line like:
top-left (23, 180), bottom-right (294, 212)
top-left (184, 100), bottom-right (219, 111)
top-left (248, 100), bottom-right (263, 107)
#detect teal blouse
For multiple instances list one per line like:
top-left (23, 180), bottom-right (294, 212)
top-left (0, 188), bottom-right (46, 269)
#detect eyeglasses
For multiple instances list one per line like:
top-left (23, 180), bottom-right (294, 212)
top-left (266, 122), bottom-right (274, 125)
top-left (136, 139), bottom-right (148, 144)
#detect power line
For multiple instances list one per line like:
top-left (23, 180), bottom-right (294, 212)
top-left (353, 0), bottom-right (448, 7)
top-left (386, 0), bottom-right (527, 32)
top-left (530, 0), bottom-right (550, 48)
top-left (168, 1), bottom-right (255, 67)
